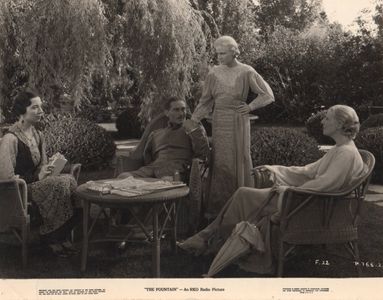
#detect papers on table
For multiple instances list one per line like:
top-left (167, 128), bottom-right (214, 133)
top-left (86, 176), bottom-right (186, 197)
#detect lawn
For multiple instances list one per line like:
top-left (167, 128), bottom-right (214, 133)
top-left (1, 167), bottom-right (383, 279)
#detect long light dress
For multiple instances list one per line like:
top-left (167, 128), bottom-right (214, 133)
top-left (192, 62), bottom-right (274, 215)
top-left (196, 142), bottom-right (368, 274)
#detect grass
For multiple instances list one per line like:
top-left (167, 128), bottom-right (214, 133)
top-left (1, 167), bottom-right (383, 278)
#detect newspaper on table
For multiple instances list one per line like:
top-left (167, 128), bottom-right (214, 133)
top-left (86, 176), bottom-right (186, 197)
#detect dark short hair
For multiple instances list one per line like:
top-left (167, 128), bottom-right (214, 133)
top-left (12, 89), bottom-right (40, 118)
top-left (162, 96), bottom-right (185, 111)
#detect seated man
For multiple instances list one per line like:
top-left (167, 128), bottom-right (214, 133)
top-left (114, 97), bottom-right (209, 244)
top-left (118, 96), bottom-right (209, 181)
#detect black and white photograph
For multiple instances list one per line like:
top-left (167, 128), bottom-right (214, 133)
top-left (0, 0), bottom-right (382, 299)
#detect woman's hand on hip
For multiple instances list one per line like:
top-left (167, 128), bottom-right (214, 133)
top-left (236, 104), bottom-right (251, 115)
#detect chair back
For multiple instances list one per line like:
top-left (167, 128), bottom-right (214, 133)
top-left (280, 150), bottom-right (375, 245)
top-left (0, 179), bottom-right (29, 232)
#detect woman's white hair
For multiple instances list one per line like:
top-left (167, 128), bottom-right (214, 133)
top-left (330, 104), bottom-right (360, 139)
top-left (214, 35), bottom-right (240, 56)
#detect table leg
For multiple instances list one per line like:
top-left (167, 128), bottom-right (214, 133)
top-left (171, 202), bottom-right (177, 254)
top-left (81, 200), bottom-right (90, 272)
top-left (152, 204), bottom-right (160, 278)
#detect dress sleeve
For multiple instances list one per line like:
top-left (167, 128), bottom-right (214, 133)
top-left (264, 157), bottom-right (323, 187)
top-left (298, 149), bottom-right (358, 192)
top-left (0, 134), bottom-right (18, 179)
top-left (191, 71), bottom-right (215, 122)
top-left (248, 69), bottom-right (275, 111)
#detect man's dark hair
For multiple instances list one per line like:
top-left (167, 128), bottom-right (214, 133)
top-left (163, 96), bottom-right (185, 111)
top-left (12, 88), bottom-right (40, 118)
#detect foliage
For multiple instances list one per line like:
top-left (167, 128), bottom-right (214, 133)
top-left (360, 113), bottom-right (383, 131)
top-left (0, 0), bottom-right (30, 122)
top-left (253, 0), bottom-right (323, 36)
top-left (0, 0), bottom-right (110, 120)
top-left (1, 0), bottom-right (382, 130)
top-left (115, 107), bottom-right (143, 139)
top-left (76, 104), bottom-right (113, 123)
top-left (251, 126), bottom-right (322, 167)
top-left (251, 24), bottom-right (383, 123)
top-left (100, 0), bottom-right (212, 126)
top-left (43, 114), bottom-right (116, 169)
top-left (373, 0), bottom-right (383, 37)
top-left (305, 110), bottom-right (335, 145)
top-left (355, 127), bottom-right (383, 183)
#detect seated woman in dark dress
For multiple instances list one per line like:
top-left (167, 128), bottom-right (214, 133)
top-left (0, 89), bottom-right (79, 256)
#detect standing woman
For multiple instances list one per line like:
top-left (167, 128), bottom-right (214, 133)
top-left (0, 89), bottom-right (78, 256)
top-left (191, 36), bottom-right (274, 216)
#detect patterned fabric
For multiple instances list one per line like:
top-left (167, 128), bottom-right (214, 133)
top-left (0, 123), bottom-right (76, 235)
top-left (29, 174), bottom-right (76, 234)
top-left (192, 63), bottom-right (274, 215)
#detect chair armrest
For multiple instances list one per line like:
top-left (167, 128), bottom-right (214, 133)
top-left (283, 186), bottom-right (354, 198)
top-left (252, 168), bottom-right (274, 188)
top-left (114, 155), bottom-right (143, 177)
top-left (187, 158), bottom-right (204, 233)
top-left (189, 158), bottom-right (204, 183)
top-left (70, 163), bottom-right (82, 183)
top-left (0, 178), bottom-right (28, 213)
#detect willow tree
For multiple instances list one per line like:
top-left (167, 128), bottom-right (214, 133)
top-left (107, 0), bottom-right (212, 122)
top-left (0, 0), bottom-right (109, 116)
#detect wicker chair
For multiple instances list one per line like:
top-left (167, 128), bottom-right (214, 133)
top-left (0, 163), bottom-right (81, 267)
top-left (277, 150), bottom-right (375, 276)
top-left (114, 113), bottom-right (209, 235)
top-left (253, 150), bottom-right (375, 277)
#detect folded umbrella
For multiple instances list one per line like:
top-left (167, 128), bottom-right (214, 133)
top-left (205, 221), bottom-right (265, 277)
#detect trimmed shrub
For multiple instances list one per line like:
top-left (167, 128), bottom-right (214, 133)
top-left (251, 127), bottom-right (323, 167)
top-left (305, 110), bottom-right (335, 145)
top-left (355, 127), bottom-right (383, 183)
top-left (76, 104), bottom-right (113, 123)
top-left (115, 107), bottom-right (143, 139)
top-left (360, 113), bottom-right (383, 131)
top-left (43, 114), bottom-right (116, 170)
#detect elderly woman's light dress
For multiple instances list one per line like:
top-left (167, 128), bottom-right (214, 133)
top-left (180, 105), bottom-right (368, 275)
top-left (192, 36), bottom-right (274, 216)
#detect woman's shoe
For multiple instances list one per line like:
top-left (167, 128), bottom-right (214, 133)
top-left (48, 243), bottom-right (69, 258)
top-left (61, 240), bottom-right (79, 255)
top-left (177, 234), bottom-right (207, 256)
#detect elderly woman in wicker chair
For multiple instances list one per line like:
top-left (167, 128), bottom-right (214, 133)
top-left (0, 89), bottom-right (79, 257)
top-left (178, 104), bottom-right (368, 275)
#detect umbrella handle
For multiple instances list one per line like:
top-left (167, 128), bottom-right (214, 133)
top-left (248, 190), bottom-right (277, 224)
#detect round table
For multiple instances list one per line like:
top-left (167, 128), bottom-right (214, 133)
top-left (75, 181), bottom-right (189, 277)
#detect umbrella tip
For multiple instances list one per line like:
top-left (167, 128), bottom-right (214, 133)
top-left (202, 273), bottom-right (211, 278)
